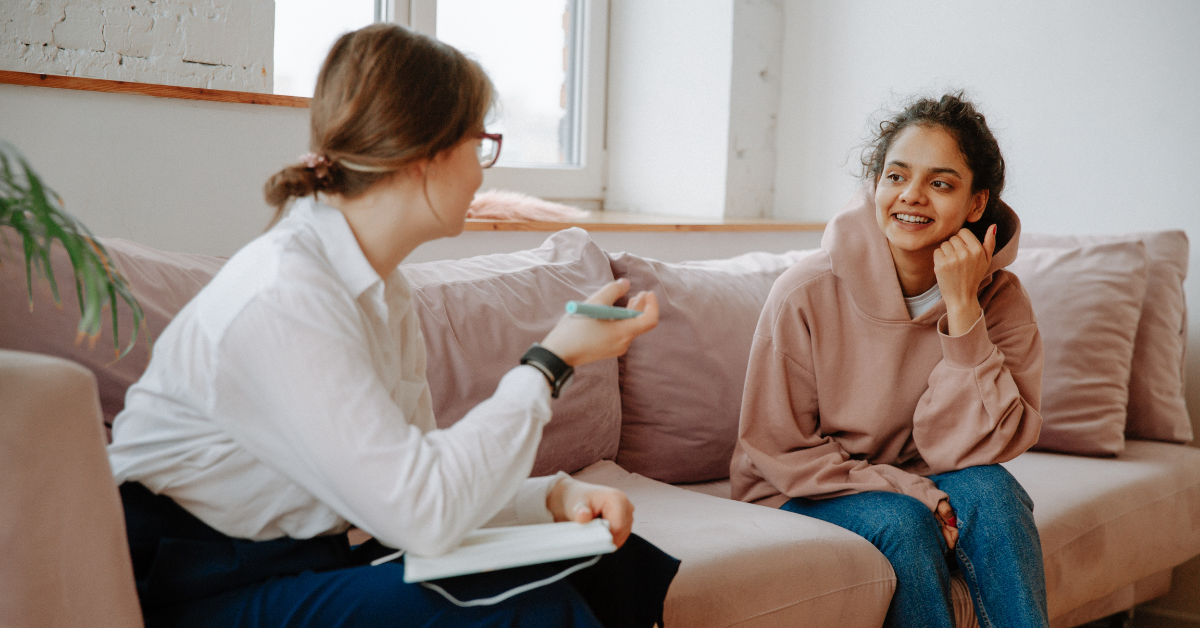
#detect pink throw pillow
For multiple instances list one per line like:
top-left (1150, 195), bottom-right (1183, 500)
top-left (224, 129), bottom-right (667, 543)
top-left (0, 229), bottom-right (224, 427)
top-left (1022, 232), bottom-right (1190, 444)
top-left (402, 228), bottom-right (622, 476)
top-left (609, 250), bottom-right (814, 484)
top-left (1008, 241), bottom-right (1149, 456)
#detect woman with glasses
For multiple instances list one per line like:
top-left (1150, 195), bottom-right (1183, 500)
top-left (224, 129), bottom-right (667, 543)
top-left (108, 23), bottom-right (676, 628)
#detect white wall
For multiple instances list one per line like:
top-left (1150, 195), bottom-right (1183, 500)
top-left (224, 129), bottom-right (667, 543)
top-left (605, 0), bottom-right (786, 220)
top-left (0, 83), bottom-right (821, 261)
top-left (605, 0), bottom-right (734, 219)
top-left (724, 0), bottom-right (784, 219)
top-left (1, 0), bottom-right (274, 92)
top-left (0, 84), bottom-right (307, 256)
top-left (774, 0), bottom-right (1200, 230)
top-left (773, 0), bottom-right (1200, 439)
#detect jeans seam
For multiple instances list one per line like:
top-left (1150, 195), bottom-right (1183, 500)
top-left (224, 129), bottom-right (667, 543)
top-left (957, 545), bottom-right (993, 628)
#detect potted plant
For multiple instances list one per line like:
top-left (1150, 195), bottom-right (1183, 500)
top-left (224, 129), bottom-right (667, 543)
top-left (0, 141), bottom-right (144, 357)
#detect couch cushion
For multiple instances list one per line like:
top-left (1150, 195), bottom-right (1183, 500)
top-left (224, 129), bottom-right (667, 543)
top-left (1002, 441), bottom-right (1200, 619)
top-left (608, 250), bottom-right (813, 484)
top-left (402, 228), bottom-right (621, 476)
top-left (1, 226), bottom-right (620, 476)
top-left (0, 229), bottom-right (223, 426)
top-left (1022, 231), bottom-right (1191, 444)
top-left (574, 460), bottom-right (894, 628)
top-left (1007, 242), bottom-right (1148, 456)
top-left (676, 443), bottom-right (1200, 627)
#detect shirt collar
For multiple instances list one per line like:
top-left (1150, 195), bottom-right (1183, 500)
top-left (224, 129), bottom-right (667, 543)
top-left (290, 196), bottom-right (382, 299)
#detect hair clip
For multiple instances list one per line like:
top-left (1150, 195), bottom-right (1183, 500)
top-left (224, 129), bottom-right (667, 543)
top-left (298, 152), bottom-right (332, 179)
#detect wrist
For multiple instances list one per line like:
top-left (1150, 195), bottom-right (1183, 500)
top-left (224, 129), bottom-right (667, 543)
top-left (943, 299), bottom-right (982, 336)
top-left (537, 338), bottom-right (576, 366)
top-left (546, 474), bottom-right (575, 521)
top-left (521, 344), bottom-right (574, 398)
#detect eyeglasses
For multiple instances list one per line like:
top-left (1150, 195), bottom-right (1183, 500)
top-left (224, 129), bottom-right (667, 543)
top-left (477, 132), bottom-right (503, 168)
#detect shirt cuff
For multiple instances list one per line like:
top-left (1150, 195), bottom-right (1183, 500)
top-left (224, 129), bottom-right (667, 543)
top-left (937, 311), bottom-right (995, 369)
top-left (913, 481), bottom-right (951, 513)
top-left (514, 471), bottom-right (569, 525)
top-left (496, 365), bottom-right (554, 426)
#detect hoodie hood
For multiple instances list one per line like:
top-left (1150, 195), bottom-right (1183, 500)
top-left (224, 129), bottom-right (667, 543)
top-left (822, 184), bottom-right (1022, 321)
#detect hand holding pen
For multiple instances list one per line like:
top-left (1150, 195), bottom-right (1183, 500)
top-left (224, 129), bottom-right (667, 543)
top-left (539, 279), bottom-right (658, 366)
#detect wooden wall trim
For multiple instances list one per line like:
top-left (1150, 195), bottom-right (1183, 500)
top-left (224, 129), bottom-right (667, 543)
top-left (0, 70), bottom-right (311, 108)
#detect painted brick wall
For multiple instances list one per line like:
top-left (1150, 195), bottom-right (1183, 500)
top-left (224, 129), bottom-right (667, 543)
top-left (1, 0), bottom-right (274, 93)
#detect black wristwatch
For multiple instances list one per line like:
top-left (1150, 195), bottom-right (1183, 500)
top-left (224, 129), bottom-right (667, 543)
top-left (520, 344), bottom-right (574, 399)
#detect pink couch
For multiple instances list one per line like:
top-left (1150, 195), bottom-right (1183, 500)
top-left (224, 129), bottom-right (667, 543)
top-left (2, 226), bottom-right (1198, 628)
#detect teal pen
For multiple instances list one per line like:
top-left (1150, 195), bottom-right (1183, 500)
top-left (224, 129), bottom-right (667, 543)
top-left (565, 301), bottom-right (642, 319)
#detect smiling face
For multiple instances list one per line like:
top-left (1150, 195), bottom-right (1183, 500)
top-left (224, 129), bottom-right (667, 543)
top-left (875, 124), bottom-right (989, 259)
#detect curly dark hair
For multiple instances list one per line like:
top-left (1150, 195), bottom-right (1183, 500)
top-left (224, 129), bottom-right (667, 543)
top-left (861, 93), bottom-right (1006, 243)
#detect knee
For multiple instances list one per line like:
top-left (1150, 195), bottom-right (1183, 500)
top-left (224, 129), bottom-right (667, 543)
top-left (865, 495), bottom-right (943, 553)
top-left (939, 465), bottom-right (1034, 522)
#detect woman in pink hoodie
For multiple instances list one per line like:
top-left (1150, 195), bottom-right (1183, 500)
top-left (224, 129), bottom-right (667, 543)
top-left (732, 94), bottom-right (1047, 628)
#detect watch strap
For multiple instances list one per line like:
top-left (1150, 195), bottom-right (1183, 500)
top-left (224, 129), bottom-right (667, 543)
top-left (520, 344), bottom-right (574, 398)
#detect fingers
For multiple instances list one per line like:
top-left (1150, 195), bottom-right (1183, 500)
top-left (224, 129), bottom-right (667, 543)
top-left (982, 223), bottom-right (997, 258)
top-left (585, 279), bottom-right (632, 306)
top-left (622, 291), bottom-right (659, 333)
top-left (589, 490), bottom-right (633, 548)
top-left (935, 500), bottom-right (959, 551)
top-left (572, 501), bottom-right (594, 523)
top-left (565, 484), bottom-right (633, 548)
top-left (942, 523), bottom-right (958, 551)
top-left (588, 291), bottom-right (660, 358)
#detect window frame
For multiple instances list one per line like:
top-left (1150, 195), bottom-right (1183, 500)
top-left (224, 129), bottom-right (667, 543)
top-left (386, 0), bottom-right (608, 204)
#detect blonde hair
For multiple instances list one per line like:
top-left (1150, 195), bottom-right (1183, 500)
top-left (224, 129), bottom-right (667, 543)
top-left (263, 23), bottom-right (494, 224)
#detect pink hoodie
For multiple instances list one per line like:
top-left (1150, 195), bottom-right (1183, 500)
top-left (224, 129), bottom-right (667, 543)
top-left (731, 188), bottom-right (1043, 512)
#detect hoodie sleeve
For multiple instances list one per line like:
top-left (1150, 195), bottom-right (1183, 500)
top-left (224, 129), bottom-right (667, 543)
top-left (735, 296), bottom-right (949, 512)
top-left (911, 273), bottom-right (1044, 473)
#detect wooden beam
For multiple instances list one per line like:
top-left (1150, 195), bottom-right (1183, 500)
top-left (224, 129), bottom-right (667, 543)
top-left (0, 70), bottom-right (310, 108)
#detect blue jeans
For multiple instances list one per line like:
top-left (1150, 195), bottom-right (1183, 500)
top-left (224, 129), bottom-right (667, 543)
top-left (781, 465), bottom-right (1048, 628)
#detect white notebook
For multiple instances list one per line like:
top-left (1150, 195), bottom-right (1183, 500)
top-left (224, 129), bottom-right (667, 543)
top-left (400, 519), bottom-right (617, 583)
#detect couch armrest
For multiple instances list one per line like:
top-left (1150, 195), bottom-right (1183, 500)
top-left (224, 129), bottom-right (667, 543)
top-left (0, 349), bottom-right (142, 627)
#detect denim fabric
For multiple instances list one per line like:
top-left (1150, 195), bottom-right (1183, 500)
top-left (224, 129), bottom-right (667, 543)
top-left (122, 483), bottom-right (679, 628)
top-left (782, 465), bottom-right (1048, 628)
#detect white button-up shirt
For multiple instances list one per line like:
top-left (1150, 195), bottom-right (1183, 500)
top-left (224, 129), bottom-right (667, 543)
top-left (109, 197), bottom-right (558, 556)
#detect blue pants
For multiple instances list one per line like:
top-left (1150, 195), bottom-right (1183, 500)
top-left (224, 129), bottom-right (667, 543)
top-left (121, 483), bottom-right (679, 628)
top-left (782, 465), bottom-right (1048, 628)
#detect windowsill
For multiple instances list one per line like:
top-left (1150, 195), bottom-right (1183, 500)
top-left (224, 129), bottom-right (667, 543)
top-left (0, 70), bottom-right (309, 108)
top-left (465, 211), bottom-right (825, 233)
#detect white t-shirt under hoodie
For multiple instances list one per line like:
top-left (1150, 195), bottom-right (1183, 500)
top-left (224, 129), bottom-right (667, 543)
top-left (109, 197), bottom-right (559, 557)
top-left (904, 284), bottom-right (943, 320)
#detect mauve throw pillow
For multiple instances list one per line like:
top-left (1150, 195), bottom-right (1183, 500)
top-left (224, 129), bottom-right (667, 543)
top-left (402, 228), bottom-right (622, 476)
top-left (609, 249), bottom-right (815, 484)
top-left (1008, 241), bottom-right (1148, 456)
top-left (0, 228), bottom-right (224, 427)
top-left (1022, 232), bottom-right (1190, 444)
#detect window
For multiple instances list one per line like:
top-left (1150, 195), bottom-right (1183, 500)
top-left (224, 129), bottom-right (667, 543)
top-left (275, 1), bottom-right (607, 203)
top-left (389, 0), bottom-right (607, 203)
top-left (273, 0), bottom-right (376, 98)
top-left (436, 0), bottom-right (581, 168)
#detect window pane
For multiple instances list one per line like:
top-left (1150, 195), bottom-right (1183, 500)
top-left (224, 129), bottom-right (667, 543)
top-left (437, 0), bottom-right (579, 167)
top-left (274, 0), bottom-right (376, 97)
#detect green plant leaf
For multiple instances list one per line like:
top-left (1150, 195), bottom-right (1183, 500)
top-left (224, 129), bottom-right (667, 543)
top-left (0, 140), bottom-right (149, 357)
